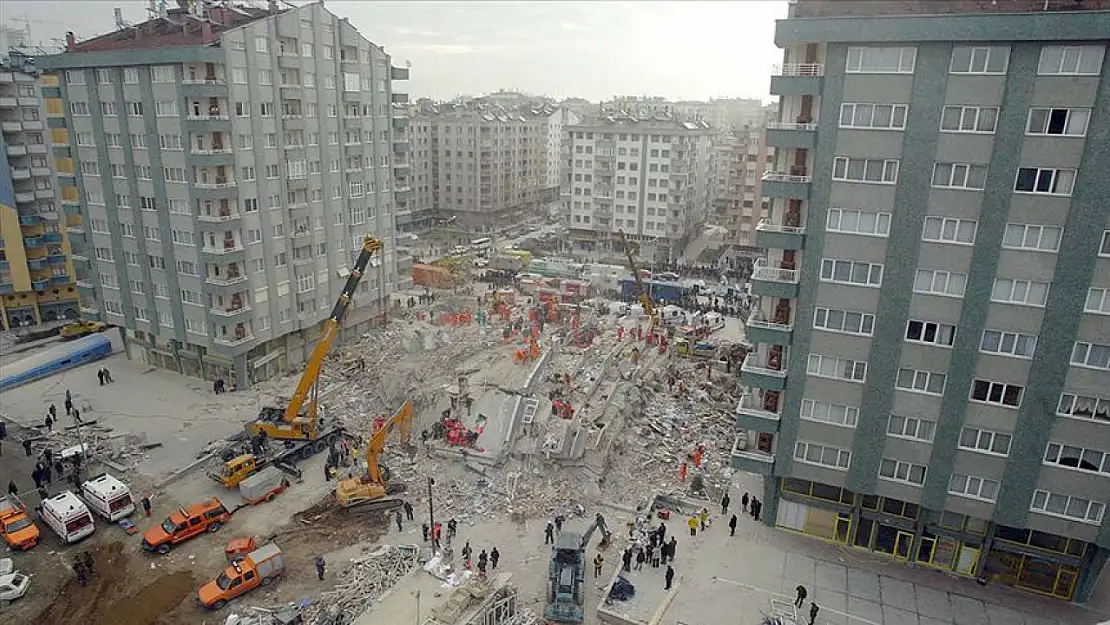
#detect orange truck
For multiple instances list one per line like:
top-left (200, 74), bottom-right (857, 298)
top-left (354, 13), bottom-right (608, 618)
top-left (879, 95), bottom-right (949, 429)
top-left (411, 263), bottom-right (454, 289)
top-left (142, 498), bottom-right (232, 554)
top-left (198, 542), bottom-right (284, 610)
top-left (0, 495), bottom-right (40, 551)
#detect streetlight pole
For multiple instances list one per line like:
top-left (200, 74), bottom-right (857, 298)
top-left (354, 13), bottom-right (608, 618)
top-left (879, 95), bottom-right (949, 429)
top-left (427, 477), bottom-right (437, 549)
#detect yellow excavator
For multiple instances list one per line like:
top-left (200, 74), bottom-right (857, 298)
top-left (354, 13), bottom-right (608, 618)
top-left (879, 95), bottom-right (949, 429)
top-left (334, 400), bottom-right (414, 510)
top-left (617, 230), bottom-right (659, 329)
top-left (210, 237), bottom-right (385, 488)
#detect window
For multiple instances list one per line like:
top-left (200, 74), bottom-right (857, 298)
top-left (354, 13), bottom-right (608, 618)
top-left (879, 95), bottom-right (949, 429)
top-left (820, 258), bottom-right (883, 287)
top-left (246, 228), bottom-right (262, 244)
top-left (991, 279), bottom-right (1049, 307)
top-left (879, 458), bottom-right (927, 486)
top-left (130, 133), bottom-right (146, 148)
top-left (176, 260), bottom-right (196, 275)
top-left (80, 162), bottom-right (99, 176)
top-left (914, 269), bottom-right (967, 298)
top-left (1045, 442), bottom-right (1110, 475)
top-left (932, 162), bottom-right (988, 190)
top-left (134, 307), bottom-right (149, 322)
top-left (89, 219), bottom-right (109, 233)
top-left (1072, 342), bottom-right (1110, 370)
top-left (163, 167), bottom-right (186, 182)
top-left (99, 273), bottom-right (118, 289)
top-left (846, 46), bottom-right (916, 74)
top-left (905, 319), bottom-right (955, 347)
top-left (70, 101), bottom-right (89, 116)
top-left (922, 217), bottom-right (977, 244)
top-left (1037, 45), bottom-right (1105, 76)
top-left (794, 441), bottom-right (851, 470)
top-left (323, 45), bottom-right (333, 60)
top-left (185, 318), bottom-right (207, 335)
top-left (950, 45), bottom-right (1010, 74)
top-left (806, 354), bottom-right (867, 382)
top-left (970, 379), bottom-right (1024, 408)
top-left (180, 289), bottom-right (203, 305)
top-left (124, 251), bottom-right (139, 266)
top-left (940, 106), bottom-right (998, 133)
top-left (171, 229), bottom-right (194, 245)
top-left (825, 208), bottom-right (890, 237)
top-left (948, 474), bottom-right (1000, 502)
top-left (1101, 230), bottom-right (1110, 257)
top-left (1026, 108), bottom-right (1091, 137)
top-left (887, 415), bottom-right (936, 443)
top-left (813, 307), bottom-right (874, 336)
top-left (129, 279), bottom-right (144, 295)
top-left (1087, 288), bottom-right (1110, 315)
top-left (255, 36), bottom-right (269, 53)
top-left (960, 427), bottom-right (1012, 456)
top-left (150, 65), bottom-right (175, 82)
top-left (1002, 223), bottom-right (1062, 252)
top-left (1014, 167), bottom-right (1075, 196)
top-left (154, 100), bottom-right (177, 117)
top-left (143, 226), bottom-right (161, 242)
top-left (1031, 490), bottom-right (1104, 524)
top-left (838, 103), bottom-right (908, 130)
top-left (95, 247), bottom-right (114, 261)
top-left (100, 101), bottom-right (118, 116)
top-left (800, 399), bottom-right (859, 427)
top-left (296, 272), bottom-right (315, 293)
top-left (896, 368), bottom-right (946, 395)
top-left (104, 301), bottom-right (123, 315)
top-left (76, 132), bottom-right (94, 146)
top-left (980, 330), bottom-right (1037, 358)
top-left (832, 157), bottom-right (899, 184)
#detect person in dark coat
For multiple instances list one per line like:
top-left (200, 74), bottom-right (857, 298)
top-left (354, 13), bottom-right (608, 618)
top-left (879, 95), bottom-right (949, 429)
top-left (809, 603), bottom-right (819, 625)
top-left (665, 565), bottom-right (675, 590)
top-left (315, 556), bottom-right (326, 580)
top-left (721, 492), bottom-right (730, 515)
top-left (545, 522), bottom-right (555, 544)
top-left (490, 547), bottom-right (500, 569)
top-left (7, 481), bottom-right (17, 497)
top-left (729, 514), bottom-right (738, 537)
top-left (795, 584), bottom-right (807, 608)
top-left (622, 548), bottom-right (632, 572)
top-left (741, 492), bottom-right (749, 513)
top-left (45, 414), bottom-right (54, 432)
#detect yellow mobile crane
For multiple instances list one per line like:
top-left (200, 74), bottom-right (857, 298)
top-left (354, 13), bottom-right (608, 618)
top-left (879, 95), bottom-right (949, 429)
top-left (616, 230), bottom-right (659, 329)
top-left (242, 237), bottom-right (384, 451)
top-left (334, 400), bottom-right (413, 510)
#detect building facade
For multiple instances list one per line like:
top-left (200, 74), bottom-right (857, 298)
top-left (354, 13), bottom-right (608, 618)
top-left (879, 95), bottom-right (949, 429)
top-left (0, 55), bottom-right (79, 328)
top-left (40, 1), bottom-right (407, 387)
top-left (561, 116), bottom-right (712, 264)
top-left (709, 125), bottom-right (775, 248)
top-left (736, 0), bottom-right (1110, 603)
top-left (408, 101), bottom-right (554, 231)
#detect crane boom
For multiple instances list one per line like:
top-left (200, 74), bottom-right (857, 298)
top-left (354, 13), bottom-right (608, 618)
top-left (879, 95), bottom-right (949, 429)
top-left (284, 235), bottom-right (384, 429)
top-left (616, 230), bottom-right (658, 327)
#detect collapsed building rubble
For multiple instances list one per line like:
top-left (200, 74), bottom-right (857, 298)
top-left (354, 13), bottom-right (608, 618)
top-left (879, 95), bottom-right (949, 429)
top-left (306, 544), bottom-right (421, 624)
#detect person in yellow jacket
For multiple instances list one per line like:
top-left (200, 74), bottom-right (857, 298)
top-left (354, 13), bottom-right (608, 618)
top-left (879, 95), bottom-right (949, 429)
top-left (688, 515), bottom-right (699, 536)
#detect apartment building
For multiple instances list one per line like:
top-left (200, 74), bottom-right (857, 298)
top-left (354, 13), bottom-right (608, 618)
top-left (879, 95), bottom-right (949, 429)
top-left (736, 0), bottom-right (1110, 603)
top-left (561, 116), bottom-right (712, 264)
top-left (709, 125), bottom-right (775, 248)
top-left (40, 1), bottom-right (408, 387)
top-left (408, 101), bottom-right (555, 231)
top-left (0, 54), bottom-right (79, 328)
top-left (602, 96), bottom-right (767, 131)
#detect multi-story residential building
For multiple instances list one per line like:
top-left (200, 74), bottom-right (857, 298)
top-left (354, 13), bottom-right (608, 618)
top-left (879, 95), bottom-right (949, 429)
top-left (408, 101), bottom-right (554, 231)
top-left (737, 0), bottom-right (1110, 603)
top-left (39, 1), bottom-right (407, 387)
top-left (561, 116), bottom-right (712, 264)
top-left (709, 125), bottom-right (775, 248)
top-left (0, 53), bottom-right (79, 328)
top-left (602, 96), bottom-right (767, 131)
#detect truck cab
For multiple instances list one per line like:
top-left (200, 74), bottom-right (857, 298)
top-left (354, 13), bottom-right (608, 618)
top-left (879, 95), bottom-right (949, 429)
top-left (0, 496), bottom-right (40, 551)
top-left (198, 543), bottom-right (284, 610)
top-left (143, 498), bottom-right (230, 554)
top-left (210, 454), bottom-right (258, 488)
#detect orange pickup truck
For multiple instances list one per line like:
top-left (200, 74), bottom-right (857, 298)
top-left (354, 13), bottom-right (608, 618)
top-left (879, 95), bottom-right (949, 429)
top-left (198, 543), bottom-right (284, 609)
top-left (142, 498), bottom-right (231, 554)
top-left (0, 495), bottom-right (40, 551)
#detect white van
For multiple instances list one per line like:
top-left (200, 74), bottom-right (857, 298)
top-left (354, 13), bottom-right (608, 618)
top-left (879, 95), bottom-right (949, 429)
top-left (702, 311), bottom-right (726, 332)
top-left (40, 491), bottom-right (95, 544)
top-left (80, 473), bottom-right (135, 521)
top-left (659, 305), bottom-right (687, 326)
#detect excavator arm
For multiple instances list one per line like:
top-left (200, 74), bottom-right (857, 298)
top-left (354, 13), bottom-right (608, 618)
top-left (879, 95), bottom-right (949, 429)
top-left (616, 231), bottom-right (658, 327)
top-left (579, 513), bottom-right (608, 550)
top-left (282, 236), bottom-right (384, 432)
top-left (365, 400), bottom-right (413, 484)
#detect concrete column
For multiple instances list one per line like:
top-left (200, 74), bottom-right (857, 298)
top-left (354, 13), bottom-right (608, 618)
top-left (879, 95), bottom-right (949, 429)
top-left (233, 353), bottom-right (249, 390)
top-left (760, 476), bottom-right (779, 527)
top-left (1075, 545), bottom-right (1108, 604)
top-left (973, 522), bottom-right (997, 579)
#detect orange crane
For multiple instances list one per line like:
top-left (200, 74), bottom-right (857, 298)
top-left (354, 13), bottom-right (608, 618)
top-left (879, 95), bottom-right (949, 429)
top-left (334, 400), bottom-right (413, 510)
top-left (248, 236), bottom-right (384, 446)
top-left (616, 230), bottom-right (659, 329)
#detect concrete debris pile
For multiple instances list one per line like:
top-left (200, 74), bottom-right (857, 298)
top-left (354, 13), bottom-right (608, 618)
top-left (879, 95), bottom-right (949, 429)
top-left (305, 544), bottom-right (421, 625)
top-left (25, 422), bottom-right (157, 470)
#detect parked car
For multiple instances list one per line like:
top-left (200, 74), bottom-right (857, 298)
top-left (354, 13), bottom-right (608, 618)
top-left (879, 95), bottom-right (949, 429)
top-left (143, 498), bottom-right (232, 554)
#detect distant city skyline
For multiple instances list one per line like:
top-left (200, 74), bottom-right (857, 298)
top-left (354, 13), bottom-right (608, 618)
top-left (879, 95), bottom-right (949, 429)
top-left (3, 0), bottom-right (785, 102)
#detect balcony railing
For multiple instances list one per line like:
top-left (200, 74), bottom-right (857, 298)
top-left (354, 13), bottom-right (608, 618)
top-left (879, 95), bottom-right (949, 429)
top-left (766, 121), bottom-right (817, 131)
top-left (737, 392), bottom-right (781, 421)
top-left (746, 318), bottom-right (793, 334)
top-left (198, 210), bottom-right (241, 222)
top-left (187, 111), bottom-right (230, 121)
top-left (206, 273), bottom-right (248, 286)
top-left (214, 333), bottom-right (254, 346)
top-left (773, 63), bottom-right (824, 77)
top-left (192, 147), bottom-right (233, 155)
top-left (203, 242), bottom-right (245, 254)
top-left (741, 353), bottom-right (788, 378)
top-left (210, 303), bottom-right (250, 316)
top-left (762, 171), bottom-right (812, 184)
top-left (195, 178), bottom-right (236, 189)
top-left (751, 260), bottom-right (799, 283)
top-left (182, 77), bottom-right (225, 85)
top-left (755, 219), bottom-right (804, 235)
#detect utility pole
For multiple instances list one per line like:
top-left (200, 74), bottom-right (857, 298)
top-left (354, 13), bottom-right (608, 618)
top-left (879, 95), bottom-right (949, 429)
top-left (427, 476), bottom-right (437, 549)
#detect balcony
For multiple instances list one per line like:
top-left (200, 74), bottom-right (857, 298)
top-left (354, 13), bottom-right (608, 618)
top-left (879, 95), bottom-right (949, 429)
top-left (765, 120), bottom-right (818, 149)
top-left (18, 214), bottom-right (40, 226)
top-left (26, 143), bottom-right (46, 154)
top-left (736, 391), bottom-right (781, 433)
top-left (391, 92), bottom-right (409, 105)
top-left (770, 63), bottom-right (824, 96)
top-left (48, 253), bottom-right (67, 265)
top-left (761, 170), bottom-right (811, 200)
top-left (31, 278), bottom-right (51, 291)
top-left (11, 167), bottom-right (31, 180)
top-left (0, 96), bottom-right (15, 107)
top-left (197, 207), bottom-right (241, 224)
top-left (740, 352), bottom-right (788, 392)
top-left (730, 433), bottom-right (775, 475)
top-left (14, 191), bottom-right (35, 203)
top-left (0, 283), bottom-right (13, 295)
top-left (43, 232), bottom-right (63, 244)
top-left (393, 141), bottom-right (409, 154)
top-left (202, 241), bottom-right (245, 256)
top-left (393, 159), bottom-right (411, 174)
top-left (214, 333), bottom-right (255, 347)
top-left (750, 260), bottom-right (799, 299)
top-left (392, 115), bottom-right (410, 130)
top-left (31, 166), bottom-right (51, 178)
top-left (755, 219), bottom-right (806, 250)
top-left (191, 145), bottom-right (234, 166)
top-left (210, 302), bottom-right (251, 318)
top-left (395, 185), bottom-right (412, 200)
top-left (391, 66), bottom-right (410, 80)
top-left (205, 272), bottom-right (247, 287)
top-left (1, 121), bottom-right (21, 133)
top-left (51, 274), bottom-right (71, 286)
top-left (23, 236), bottom-right (44, 248)
top-left (746, 316), bottom-right (794, 345)
top-left (27, 258), bottom-right (47, 270)
top-left (34, 188), bottom-right (54, 200)
top-left (6, 143), bottom-right (27, 156)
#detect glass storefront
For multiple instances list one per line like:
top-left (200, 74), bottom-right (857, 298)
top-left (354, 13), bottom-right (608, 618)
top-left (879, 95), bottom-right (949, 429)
top-left (985, 548), bottom-right (1079, 600)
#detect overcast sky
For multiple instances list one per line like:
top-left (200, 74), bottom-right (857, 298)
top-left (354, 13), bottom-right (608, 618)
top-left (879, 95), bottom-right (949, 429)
top-left (5, 0), bottom-right (785, 101)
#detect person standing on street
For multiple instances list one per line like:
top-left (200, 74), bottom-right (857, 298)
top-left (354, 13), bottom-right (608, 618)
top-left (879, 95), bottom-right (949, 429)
top-left (593, 553), bottom-right (604, 576)
top-left (809, 603), bottom-right (819, 625)
top-left (721, 492), bottom-right (730, 515)
top-left (403, 500), bottom-right (414, 521)
top-left (394, 509), bottom-right (403, 532)
top-left (45, 414), bottom-right (54, 432)
top-left (729, 514), bottom-right (737, 537)
top-left (7, 481), bottom-right (17, 497)
top-left (22, 438), bottom-right (32, 457)
top-left (490, 547), bottom-right (500, 570)
top-left (741, 492), bottom-right (749, 514)
top-left (687, 515), bottom-right (698, 536)
top-left (794, 584), bottom-right (807, 608)
top-left (315, 556), bottom-right (326, 581)
top-left (141, 495), bottom-right (152, 517)
top-left (545, 521), bottom-right (555, 544)
top-left (664, 565), bottom-right (675, 590)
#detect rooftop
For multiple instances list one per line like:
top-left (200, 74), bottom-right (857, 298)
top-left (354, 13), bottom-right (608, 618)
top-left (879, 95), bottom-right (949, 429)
top-left (415, 100), bottom-right (559, 122)
top-left (569, 114), bottom-right (713, 132)
top-left (61, 2), bottom-right (282, 54)
top-left (790, 0), bottom-right (1110, 19)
